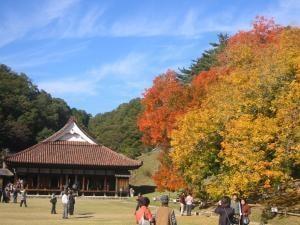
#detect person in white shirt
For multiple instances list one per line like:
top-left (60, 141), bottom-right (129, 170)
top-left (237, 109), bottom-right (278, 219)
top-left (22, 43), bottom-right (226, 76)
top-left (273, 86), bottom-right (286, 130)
top-left (185, 193), bottom-right (193, 216)
top-left (61, 191), bottom-right (69, 219)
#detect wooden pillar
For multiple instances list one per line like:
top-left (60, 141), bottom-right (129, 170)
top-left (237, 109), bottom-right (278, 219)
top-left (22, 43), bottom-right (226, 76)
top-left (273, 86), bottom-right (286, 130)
top-left (82, 176), bottom-right (85, 191)
top-left (65, 174), bottom-right (69, 187)
top-left (37, 174), bottom-right (40, 189)
top-left (59, 175), bottom-right (63, 190)
top-left (103, 175), bottom-right (107, 196)
top-left (75, 175), bottom-right (78, 185)
top-left (48, 175), bottom-right (51, 189)
top-left (115, 176), bottom-right (118, 196)
top-left (104, 176), bottom-right (107, 191)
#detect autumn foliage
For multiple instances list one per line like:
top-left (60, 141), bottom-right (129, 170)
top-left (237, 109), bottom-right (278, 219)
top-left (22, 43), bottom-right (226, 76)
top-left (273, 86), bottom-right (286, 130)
top-left (138, 17), bottom-right (300, 198)
top-left (152, 151), bottom-right (187, 192)
top-left (138, 70), bottom-right (188, 147)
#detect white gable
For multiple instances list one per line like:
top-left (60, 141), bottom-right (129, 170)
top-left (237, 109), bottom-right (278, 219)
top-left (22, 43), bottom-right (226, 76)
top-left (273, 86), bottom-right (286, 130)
top-left (54, 121), bottom-right (96, 144)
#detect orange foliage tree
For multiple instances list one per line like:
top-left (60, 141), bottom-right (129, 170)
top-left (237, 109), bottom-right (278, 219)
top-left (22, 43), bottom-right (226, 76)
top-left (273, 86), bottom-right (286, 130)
top-left (152, 150), bottom-right (187, 192)
top-left (138, 70), bottom-right (189, 191)
top-left (138, 70), bottom-right (188, 147)
top-left (139, 17), bottom-right (300, 198)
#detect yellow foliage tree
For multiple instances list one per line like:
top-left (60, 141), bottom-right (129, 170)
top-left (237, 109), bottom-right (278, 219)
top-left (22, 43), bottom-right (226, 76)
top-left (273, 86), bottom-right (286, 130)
top-left (170, 21), bottom-right (300, 199)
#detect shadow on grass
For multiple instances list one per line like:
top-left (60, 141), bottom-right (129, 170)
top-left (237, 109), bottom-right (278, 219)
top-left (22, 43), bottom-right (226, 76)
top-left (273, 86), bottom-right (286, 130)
top-left (73, 215), bottom-right (94, 219)
top-left (131, 185), bottom-right (156, 194)
top-left (77, 212), bottom-right (94, 215)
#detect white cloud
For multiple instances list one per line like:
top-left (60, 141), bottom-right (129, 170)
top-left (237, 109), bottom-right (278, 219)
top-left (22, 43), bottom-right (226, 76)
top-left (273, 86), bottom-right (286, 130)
top-left (1, 0), bottom-right (299, 47)
top-left (88, 53), bottom-right (147, 80)
top-left (36, 52), bottom-right (148, 95)
top-left (0, 42), bottom-right (87, 69)
top-left (0, 0), bottom-right (79, 47)
top-left (38, 79), bottom-right (97, 95)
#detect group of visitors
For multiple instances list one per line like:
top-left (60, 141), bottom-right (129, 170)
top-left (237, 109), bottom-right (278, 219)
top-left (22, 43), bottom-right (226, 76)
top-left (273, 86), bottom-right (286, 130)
top-left (60, 189), bottom-right (76, 219)
top-left (135, 194), bottom-right (177, 225)
top-left (179, 192), bottom-right (194, 216)
top-left (1, 179), bottom-right (253, 225)
top-left (0, 180), bottom-right (27, 207)
top-left (215, 194), bottom-right (251, 225)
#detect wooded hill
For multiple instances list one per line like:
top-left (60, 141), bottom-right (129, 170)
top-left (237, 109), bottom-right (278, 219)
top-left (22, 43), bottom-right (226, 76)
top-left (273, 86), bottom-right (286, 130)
top-left (0, 64), bottom-right (146, 158)
top-left (0, 64), bottom-right (90, 152)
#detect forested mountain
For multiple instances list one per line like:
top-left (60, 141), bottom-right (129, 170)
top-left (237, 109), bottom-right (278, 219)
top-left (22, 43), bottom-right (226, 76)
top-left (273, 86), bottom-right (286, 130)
top-left (0, 64), bottom-right (148, 158)
top-left (88, 98), bottom-right (147, 158)
top-left (0, 64), bottom-right (90, 153)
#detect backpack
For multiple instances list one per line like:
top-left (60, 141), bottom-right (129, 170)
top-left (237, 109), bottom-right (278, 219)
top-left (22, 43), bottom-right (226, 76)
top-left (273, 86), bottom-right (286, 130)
top-left (224, 208), bottom-right (238, 225)
top-left (138, 212), bottom-right (150, 225)
top-left (243, 216), bottom-right (250, 225)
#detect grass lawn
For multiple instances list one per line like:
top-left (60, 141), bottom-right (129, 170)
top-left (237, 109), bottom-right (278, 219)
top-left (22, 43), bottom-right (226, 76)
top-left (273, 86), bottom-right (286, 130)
top-left (0, 197), bottom-right (299, 225)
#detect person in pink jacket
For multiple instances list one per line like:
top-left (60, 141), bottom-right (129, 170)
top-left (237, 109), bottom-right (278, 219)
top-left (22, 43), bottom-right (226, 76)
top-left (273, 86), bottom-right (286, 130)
top-left (135, 197), bottom-right (154, 224)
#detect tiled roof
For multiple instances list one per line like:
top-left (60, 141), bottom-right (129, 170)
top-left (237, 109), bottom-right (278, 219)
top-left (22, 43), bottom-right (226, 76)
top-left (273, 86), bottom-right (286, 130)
top-left (6, 141), bottom-right (142, 169)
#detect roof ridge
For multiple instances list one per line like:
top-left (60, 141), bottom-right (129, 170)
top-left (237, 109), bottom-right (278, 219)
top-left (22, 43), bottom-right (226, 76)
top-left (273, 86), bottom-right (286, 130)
top-left (42, 119), bottom-right (73, 142)
top-left (48, 140), bottom-right (95, 145)
top-left (41, 117), bottom-right (98, 144)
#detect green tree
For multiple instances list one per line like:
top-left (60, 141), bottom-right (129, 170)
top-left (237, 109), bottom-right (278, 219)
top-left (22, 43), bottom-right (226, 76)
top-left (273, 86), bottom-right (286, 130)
top-left (89, 98), bottom-right (147, 158)
top-left (178, 33), bottom-right (228, 83)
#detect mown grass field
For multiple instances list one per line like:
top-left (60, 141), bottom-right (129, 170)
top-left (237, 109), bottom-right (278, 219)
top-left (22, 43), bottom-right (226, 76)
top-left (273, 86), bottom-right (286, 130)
top-left (0, 197), bottom-right (299, 225)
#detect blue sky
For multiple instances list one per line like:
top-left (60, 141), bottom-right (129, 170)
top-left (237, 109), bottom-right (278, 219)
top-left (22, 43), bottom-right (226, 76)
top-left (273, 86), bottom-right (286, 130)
top-left (0, 0), bottom-right (299, 115)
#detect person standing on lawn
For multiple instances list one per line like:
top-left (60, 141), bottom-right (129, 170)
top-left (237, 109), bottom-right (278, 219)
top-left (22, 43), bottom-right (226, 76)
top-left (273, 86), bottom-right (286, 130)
top-left (185, 192), bottom-right (193, 216)
top-left (50, 193), bottom-right (57, 214)
top-left (19, 188), bottom-right (27, 207)
top-left (215, 196), bottom-right (235, 225)
top-left (179, 192), bottom-right (186, 216)
top-left (135, 197), bottom-right (154, 224)
top-left (68, 191), bottom-right (75, 215)
top-left (155, 195), bottom-right (177, 225)
top-left (62, 190), bottom-right (69, 219)
top-left (240, 198), bottom-right (251, 225)
top-left (13, 186), bottom-right (18, 203)
top-left (230, 194), bottom-right (241, 224)
top-left (0, 187), bottom-right (2, 203)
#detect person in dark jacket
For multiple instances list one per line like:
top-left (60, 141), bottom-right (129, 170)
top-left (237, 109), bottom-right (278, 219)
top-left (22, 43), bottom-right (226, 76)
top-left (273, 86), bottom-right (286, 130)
top-left (68, 191), bottom-right (75, 215)
top-left (50, 193), bottom-right (57, 214)
top-left (0, 187), bottom-right (2, 202)
top-left (179, 192), bottom-right (186, 216)
top-left (215, 196), bottom-right (235, 225)
top-left (13, 186), bottom-right (19, 203)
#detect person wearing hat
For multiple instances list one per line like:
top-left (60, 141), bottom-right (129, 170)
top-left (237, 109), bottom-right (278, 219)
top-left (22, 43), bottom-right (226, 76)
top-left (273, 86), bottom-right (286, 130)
top-left (50, 193), bottom-right (57, 214)
top-left (155, 195), bottom-right (177, 225)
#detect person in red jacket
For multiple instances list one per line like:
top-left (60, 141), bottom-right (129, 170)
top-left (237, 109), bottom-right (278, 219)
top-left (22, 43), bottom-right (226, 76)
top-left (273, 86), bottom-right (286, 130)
top-left (240, 198), bottom-right (251, 225)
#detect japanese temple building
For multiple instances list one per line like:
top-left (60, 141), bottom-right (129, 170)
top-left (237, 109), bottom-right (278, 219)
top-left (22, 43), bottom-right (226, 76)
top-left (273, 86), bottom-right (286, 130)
top-left (5, 117), bottom-right (142, 195)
